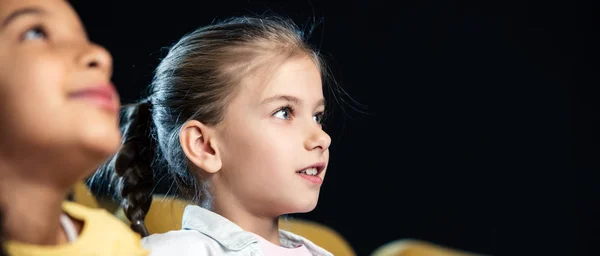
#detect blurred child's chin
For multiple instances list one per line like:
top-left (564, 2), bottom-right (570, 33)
top-left (79, 126), bottom-right (122, 158)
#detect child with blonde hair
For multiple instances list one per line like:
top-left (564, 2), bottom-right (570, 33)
top-left (99, 16), bottom-right (340, 255)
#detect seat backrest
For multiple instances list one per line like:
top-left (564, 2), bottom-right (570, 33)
top-left (71, 181), bottom-right (100, 209)
top-left (139, 195), bottom-right (187, 233)
top-left (370, 239), bottom-right (485, 256)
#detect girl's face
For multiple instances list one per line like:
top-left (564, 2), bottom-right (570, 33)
top-left (215, 56), bottom-right (331, 216)
top-left (0, 0), bottom-right (120, 181)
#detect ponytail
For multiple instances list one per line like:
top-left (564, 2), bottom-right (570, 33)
top-left (94, 100), bottom-right (156, 237)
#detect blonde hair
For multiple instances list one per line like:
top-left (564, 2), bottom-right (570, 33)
top-left (94, 16), bottom-right (336, 237)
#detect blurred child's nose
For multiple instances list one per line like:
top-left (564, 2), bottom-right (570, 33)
top-left (77, 43), bottom-right (113, 77)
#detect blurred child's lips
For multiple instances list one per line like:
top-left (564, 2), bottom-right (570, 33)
top-left (69, 84), bottom-right (119, 113)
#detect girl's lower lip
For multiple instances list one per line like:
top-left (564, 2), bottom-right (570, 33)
top-left (297, 173), bottom-right (323, 185)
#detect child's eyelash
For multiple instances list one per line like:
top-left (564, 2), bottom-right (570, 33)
top-left (271, 104), bottom-right (295, 120)
top-left (278, 105), bottom-right (294, 113)
top-left (315, 111), bottom-right (326, 124)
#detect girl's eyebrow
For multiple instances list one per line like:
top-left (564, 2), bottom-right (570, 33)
top-left (1, 7), bottom-right (47, 30)
top-left (261, 94), bottom-right (326, 108)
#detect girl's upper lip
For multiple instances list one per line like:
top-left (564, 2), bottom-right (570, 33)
top-left (69, 83), bottom-right (117, 99)
top-left (297, 162), bottom-right (326, 173)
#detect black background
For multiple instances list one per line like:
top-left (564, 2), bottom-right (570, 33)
top-left (72, 0), bottom-right (597, 255)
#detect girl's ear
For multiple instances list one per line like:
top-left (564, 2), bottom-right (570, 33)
top-left (179, 120), bottom-right (222, 173)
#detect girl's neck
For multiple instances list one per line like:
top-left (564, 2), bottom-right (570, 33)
top-left (211, 199), bottom-right (281, 245)
top-left (0, 162), bottom-right (73, 246)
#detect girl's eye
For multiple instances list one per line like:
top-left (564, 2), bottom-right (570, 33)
top-left (313, 112), bottom-right (324, 124)
top-left (23, 25), bottom-right (47, 41)
top-left (273, 106), bottom-right (293, 120)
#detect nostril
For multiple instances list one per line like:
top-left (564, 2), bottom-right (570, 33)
top-left (88, 60), bottom-right (99, 68)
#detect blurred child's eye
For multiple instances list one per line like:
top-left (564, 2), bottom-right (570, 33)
top-left (273, 106), bottom-right (293, 120)
top-left (23, 25), bottom-right (47, 41)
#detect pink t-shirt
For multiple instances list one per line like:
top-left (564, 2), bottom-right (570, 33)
top-left (253, 234), bottom-right (313, 256)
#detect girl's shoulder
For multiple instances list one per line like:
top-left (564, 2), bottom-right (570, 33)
top-left (141, 229), bottom-right (222, 256)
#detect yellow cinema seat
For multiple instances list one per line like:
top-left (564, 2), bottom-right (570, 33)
top-left (70, 181), bottom-right (100, 209)
top-left (371, 239), bottom-right (485, 256)
top-left (73, 182), bottom-right (355, 256)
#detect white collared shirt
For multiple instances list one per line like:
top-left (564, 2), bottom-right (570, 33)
top-left (141, 205), bottom-right (333, 256)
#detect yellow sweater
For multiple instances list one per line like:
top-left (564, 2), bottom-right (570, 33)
top-left (4, 201), bottom-right (148, 256)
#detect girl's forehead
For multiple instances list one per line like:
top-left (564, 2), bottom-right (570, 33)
top-left (262, 59), bottom-right (322, 94)
top-left (0, 0), bottom-right (76, 23)
top-left (228, 59), bottom-right (322, 110)
top-left (1, 0), bottom-right (45, 16)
